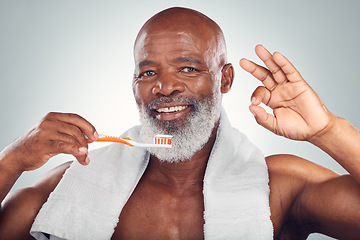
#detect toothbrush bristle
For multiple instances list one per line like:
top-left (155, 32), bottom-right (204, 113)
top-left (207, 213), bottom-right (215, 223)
top-left (154, 135), bottom-right (172, 145)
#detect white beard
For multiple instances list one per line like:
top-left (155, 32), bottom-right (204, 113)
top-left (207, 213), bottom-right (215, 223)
top-left (139, 93), bottom-right (221, 163)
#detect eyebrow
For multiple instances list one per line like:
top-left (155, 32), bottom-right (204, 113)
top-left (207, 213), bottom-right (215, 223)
top-left (173, 56), bottom-right (203, 64)
top-left (136, 56), bottom-right (203, 69)
top-left (136, 60), bottom-right (155, 69)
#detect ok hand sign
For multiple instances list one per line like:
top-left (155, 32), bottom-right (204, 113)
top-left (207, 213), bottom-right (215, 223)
top-left (240, 45), bottom-right (334, 141)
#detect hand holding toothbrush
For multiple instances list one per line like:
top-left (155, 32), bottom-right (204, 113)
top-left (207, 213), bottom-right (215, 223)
top-left (1, 111), bottom-right (172, 175)
top-left (1, 112), bottom-right (98, 173)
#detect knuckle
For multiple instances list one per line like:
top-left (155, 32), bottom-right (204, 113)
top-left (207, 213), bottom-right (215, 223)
top-left (68, 112), bottom-right (83, 121)
top-left (270, 67), bottom-right (281, 75)
top-left (259, 74), bottom-right (267, 82)
top-left (66, 112), bottom-right (79, 118)
top-left (55, 141), bottom-right (76, 153)
top-left (39, 113), bottom-right (58, 130)
top-left (45, 112), bottom-right (57, 119)
top-left (254, 86), bottom-right (264, 94)
top-left (53, 140), bottom-right (64, 151)
top-left (38, 120), bottom-right (50, 130)
top-left (70, 136), bottom-right (80, 145)
top-left (65, 133), bottom-right (80, 145)
top-left (70, 127), bottom-right (88, 144)
top-left (70, 125), bottom-right (83, 136)
top-left (86, 125), bottom-right (96, 134)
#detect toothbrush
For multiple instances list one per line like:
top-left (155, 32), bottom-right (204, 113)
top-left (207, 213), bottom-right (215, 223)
top-left (88, 134), bottom-right (172, 148)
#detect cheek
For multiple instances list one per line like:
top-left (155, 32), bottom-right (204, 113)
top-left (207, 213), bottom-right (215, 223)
top-left (133, 83), bottom-right (145, 106)
top-left (187, 76), bottom-right (218, 97)
top-left (133, 82), bottom-right (154, 106)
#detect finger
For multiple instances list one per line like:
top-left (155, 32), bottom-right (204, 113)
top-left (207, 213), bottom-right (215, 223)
top-left (75, 155), bottom-right (90, 166)
top-left (50, 140), bottom-right (90, 165)
top-left (49, 112), bottom-right (99, 141)
top-left (249, 105), bottom-right (277, 133)
top-left (251, 86), bottom-right (271, 106)
top-left (255, 45), bottom-right (287, 84)
top-left (273, 52), bottom-right (303, 82)
top-left (38, 116), bottom-right (90, 152)
top-left (49, 137), bottom-right (86, 155)
top-left (240, 58), bottom-right (277, 91)
top-left (55, 121), bottom-right (89, 149)
top-left (50, 141), bottom-right (86, 160)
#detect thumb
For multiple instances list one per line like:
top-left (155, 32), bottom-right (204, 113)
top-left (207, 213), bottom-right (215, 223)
top-left (74, 147), bottom-right (90, 166)
top-left (249, 105), bottom-right (277, 134)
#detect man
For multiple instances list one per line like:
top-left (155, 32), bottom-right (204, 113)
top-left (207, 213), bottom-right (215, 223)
top-left (0, 6), bottom-right (360, 239)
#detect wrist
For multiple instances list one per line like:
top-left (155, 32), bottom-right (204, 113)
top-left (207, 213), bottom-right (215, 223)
top-left (0, 145), bottom-right (25, 204)
top-left (307, 114), bottom-right (341, 146)
top-left (0, 145), bottom-right (26, 178)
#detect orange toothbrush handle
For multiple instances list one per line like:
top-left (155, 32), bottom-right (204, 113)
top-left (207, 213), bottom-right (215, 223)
top-left (88, 136), bottom-right (134, 147)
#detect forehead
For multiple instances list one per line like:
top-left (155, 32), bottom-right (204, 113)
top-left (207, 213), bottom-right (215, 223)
top-left (134, 28), bottom-right (214, 64)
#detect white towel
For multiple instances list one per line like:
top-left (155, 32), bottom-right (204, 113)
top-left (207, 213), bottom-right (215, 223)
top-left (30, 110), bottom-right (273, 240)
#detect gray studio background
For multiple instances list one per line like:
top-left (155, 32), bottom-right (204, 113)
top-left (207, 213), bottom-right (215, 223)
top-left (1, 1), bottom-right (359, 239)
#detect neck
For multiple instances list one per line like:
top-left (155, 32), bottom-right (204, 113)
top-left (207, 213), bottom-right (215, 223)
top-left (146, 123), bottom-right (219, 195)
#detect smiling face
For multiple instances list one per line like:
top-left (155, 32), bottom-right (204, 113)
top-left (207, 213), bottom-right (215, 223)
top-left (134, 31), bottom-right (219, 121)
top-left (132, 8), bottom-right (233, 162)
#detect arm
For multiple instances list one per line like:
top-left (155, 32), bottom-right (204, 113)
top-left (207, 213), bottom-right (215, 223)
top-left (267, 154), bottom-right (360, 239)
top-left (240, 45), bottom-right (360, 183)
top-left (240, 45), bottom-right (360, 238)
top-left (0, 162), bottom-right (71, 239)
top-left (0, 112), bottom-right (98, 237)
top-left (298, 173), bottom-right (360, 239)
top-left (309, 117), bottom-right (360, 183)
top-left (0, 112), bottom-right (98, 203)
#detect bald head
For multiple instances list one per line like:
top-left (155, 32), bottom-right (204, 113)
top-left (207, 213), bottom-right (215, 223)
top-left (134, 7), bottom-right (228, 67)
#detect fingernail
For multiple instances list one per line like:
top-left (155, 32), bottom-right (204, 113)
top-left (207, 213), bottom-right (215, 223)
top-left (251, 97), bottom-right (256, 105)
top-left (94, 131), bottom-right (99, 140)
top-left (78, 146), bottom-right (87, 153)
top-left (84, 156), bottom-right (90, 165)
top-left (250, 108), bottom-right (256, 117)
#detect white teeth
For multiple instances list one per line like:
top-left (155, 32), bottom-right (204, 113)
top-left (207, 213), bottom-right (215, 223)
top-left (157, 106), bottom-right (187, 113)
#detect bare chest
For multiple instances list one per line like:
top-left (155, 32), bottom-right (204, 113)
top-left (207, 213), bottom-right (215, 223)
top-left (111, 167), bottom-right (309, 240)
top-left (112, 181), bottom-right (205, 240)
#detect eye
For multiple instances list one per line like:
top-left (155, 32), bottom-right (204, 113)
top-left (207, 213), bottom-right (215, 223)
top-left (140, 70), bottom-right (156, 77)
top-left (181, 67), bottom-right (198, 73)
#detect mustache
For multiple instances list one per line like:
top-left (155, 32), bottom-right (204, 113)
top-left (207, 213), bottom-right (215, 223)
top-left (145, 96), bottom-right (198, 110)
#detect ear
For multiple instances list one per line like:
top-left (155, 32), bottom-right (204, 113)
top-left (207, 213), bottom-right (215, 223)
top-left (220, 63), bottom-right (234, 93)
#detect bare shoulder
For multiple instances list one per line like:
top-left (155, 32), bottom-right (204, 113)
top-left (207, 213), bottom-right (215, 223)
top-left (0, 161), bottom-right (72, 239)
top-left (266, 154), bottom-right (339, 184)
top-left (265, 154), bottom-right (339, 239)
top-left (31, 161), bottom-right (73, 192)
top-left (267, 155), bottom-right (360, 239)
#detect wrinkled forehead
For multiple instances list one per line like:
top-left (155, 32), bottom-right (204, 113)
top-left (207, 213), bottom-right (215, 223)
top-left (133, 8), bottom-right (227, 69)
top-left (135, 28), bottom-right (213, 57)
top-left (134, 25), bottom-right (225, 65)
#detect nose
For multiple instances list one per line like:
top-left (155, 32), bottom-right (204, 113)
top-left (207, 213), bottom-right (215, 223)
top-left (152, 74), bottom-right (185, 96)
